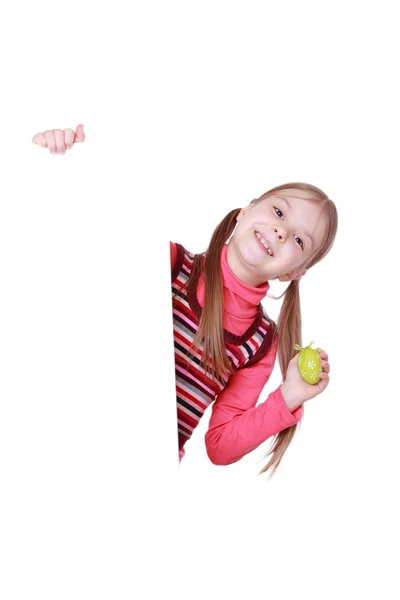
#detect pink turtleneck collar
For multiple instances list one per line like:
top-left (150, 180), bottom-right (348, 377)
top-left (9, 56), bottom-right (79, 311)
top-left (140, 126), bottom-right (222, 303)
top-left (197, 244), bottom-right (270, 324)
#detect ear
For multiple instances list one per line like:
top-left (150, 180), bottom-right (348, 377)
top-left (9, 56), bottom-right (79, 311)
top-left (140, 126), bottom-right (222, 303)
top-left (236, 203), bottom-right (253, 222)
top-left (278, 268), bottom-right (307, 283)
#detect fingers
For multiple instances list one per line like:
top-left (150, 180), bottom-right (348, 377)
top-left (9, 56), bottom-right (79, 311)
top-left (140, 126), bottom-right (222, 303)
top-left (43, 130), bottom-right (57, 154)
top-left (317, 348), bottom-right (330, 375)
top-left (321, 360), bottom-right (330, 374)
top-left (317, 372), bottom-right (330, 392)
top-left (31, 132), bottom-right (47, 147)
top-left (54, 129), bottom-right (66, 155)
top-left (32, 124), bottom-right (85, 154)
top-left (64, 128), bottom-right (75, 150)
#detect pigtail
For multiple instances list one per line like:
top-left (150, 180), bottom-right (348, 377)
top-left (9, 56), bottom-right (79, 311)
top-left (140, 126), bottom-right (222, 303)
top-left (190, 208), bottom-right (240, 380)
top-left (277, 280), bottom-right (302, 376)
top-left (260, 280), bottom-right (302, 475)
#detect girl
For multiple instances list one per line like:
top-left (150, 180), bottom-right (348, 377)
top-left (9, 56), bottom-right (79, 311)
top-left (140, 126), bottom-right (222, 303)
top-left (172, 183), bottom-right (338, 474)
top-left (32, 127), bottom-right (338, 475)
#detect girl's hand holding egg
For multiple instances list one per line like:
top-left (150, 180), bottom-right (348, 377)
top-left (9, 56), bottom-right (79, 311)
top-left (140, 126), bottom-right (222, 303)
top-left (280, 342), bottom-right (330, 412)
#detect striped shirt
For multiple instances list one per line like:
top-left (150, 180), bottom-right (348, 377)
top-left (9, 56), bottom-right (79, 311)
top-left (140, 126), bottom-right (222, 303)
top-left (171, 243), bottom-right (276, 455)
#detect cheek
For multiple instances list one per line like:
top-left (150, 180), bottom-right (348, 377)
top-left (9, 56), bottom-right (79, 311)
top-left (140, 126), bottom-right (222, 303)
top-left (284, 243), bottom-right (298, 259)
top-left (285, 246), bottom-right (304, 268)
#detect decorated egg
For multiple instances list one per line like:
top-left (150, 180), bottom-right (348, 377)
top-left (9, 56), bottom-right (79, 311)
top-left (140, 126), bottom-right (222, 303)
top-left (294, 341), bottom-right (322, 385)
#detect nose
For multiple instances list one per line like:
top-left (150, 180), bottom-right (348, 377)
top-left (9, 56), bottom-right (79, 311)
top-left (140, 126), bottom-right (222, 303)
top-left (274, 225), bottom-right (287, 242)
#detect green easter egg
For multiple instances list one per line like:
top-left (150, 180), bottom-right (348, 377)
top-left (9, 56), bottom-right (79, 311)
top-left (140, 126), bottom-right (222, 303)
top-left (293, 341), bottom-right (322, 385)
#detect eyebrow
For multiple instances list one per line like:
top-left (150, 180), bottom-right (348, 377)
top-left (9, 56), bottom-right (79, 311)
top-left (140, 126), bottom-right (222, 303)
top-left (275, 195), bottom-right (315, 249)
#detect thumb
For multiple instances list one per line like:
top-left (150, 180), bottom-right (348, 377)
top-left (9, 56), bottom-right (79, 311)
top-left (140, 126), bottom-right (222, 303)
top-left (74, 124), bottom-right (86, 143)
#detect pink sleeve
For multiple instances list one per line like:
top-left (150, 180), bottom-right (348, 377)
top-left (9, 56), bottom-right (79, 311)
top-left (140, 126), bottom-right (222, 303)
top-left (205, 336), bottom-right (303, 465)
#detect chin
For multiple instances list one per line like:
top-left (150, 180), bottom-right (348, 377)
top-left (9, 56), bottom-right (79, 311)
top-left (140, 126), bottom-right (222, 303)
top-left (240, 241), bottom-right (265, 261)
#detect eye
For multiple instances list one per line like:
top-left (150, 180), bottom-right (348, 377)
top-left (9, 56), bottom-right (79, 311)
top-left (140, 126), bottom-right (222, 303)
top-left (273, 206), bottom-right (283, 218)
top-left (294, 236), bottom-right (304, 249)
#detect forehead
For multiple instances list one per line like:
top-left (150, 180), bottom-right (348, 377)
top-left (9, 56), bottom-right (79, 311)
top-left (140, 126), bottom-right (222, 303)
top-left (269, 187), bottom-right (319, 204)
top-left (264, 189), bottom-right (324, 218)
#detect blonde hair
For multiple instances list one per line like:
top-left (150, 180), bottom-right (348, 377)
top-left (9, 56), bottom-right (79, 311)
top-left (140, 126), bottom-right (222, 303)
top-left (189, 183), bottom-right (338, 474)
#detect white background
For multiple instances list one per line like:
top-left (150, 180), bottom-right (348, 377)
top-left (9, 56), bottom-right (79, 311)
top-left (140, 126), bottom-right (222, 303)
top-left (1, 1), bottom-right (399, 598)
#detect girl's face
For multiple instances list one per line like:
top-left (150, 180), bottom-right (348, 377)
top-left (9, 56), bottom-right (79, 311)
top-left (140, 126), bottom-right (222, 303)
top-left (227, 189), bottom-right (328, 286)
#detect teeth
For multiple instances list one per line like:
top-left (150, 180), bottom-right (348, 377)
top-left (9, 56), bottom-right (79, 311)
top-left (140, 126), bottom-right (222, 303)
top-left (255, 232), bottom-right (273, 256)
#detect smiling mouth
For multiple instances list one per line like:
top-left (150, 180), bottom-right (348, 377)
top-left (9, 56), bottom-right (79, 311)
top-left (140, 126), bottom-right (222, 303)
top-left (255, 231), bottom-right (274, 256)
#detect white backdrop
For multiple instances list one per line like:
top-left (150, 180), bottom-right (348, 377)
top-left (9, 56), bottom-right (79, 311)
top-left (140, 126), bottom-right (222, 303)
top-left (1, 1), bottom-right (399, 598)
